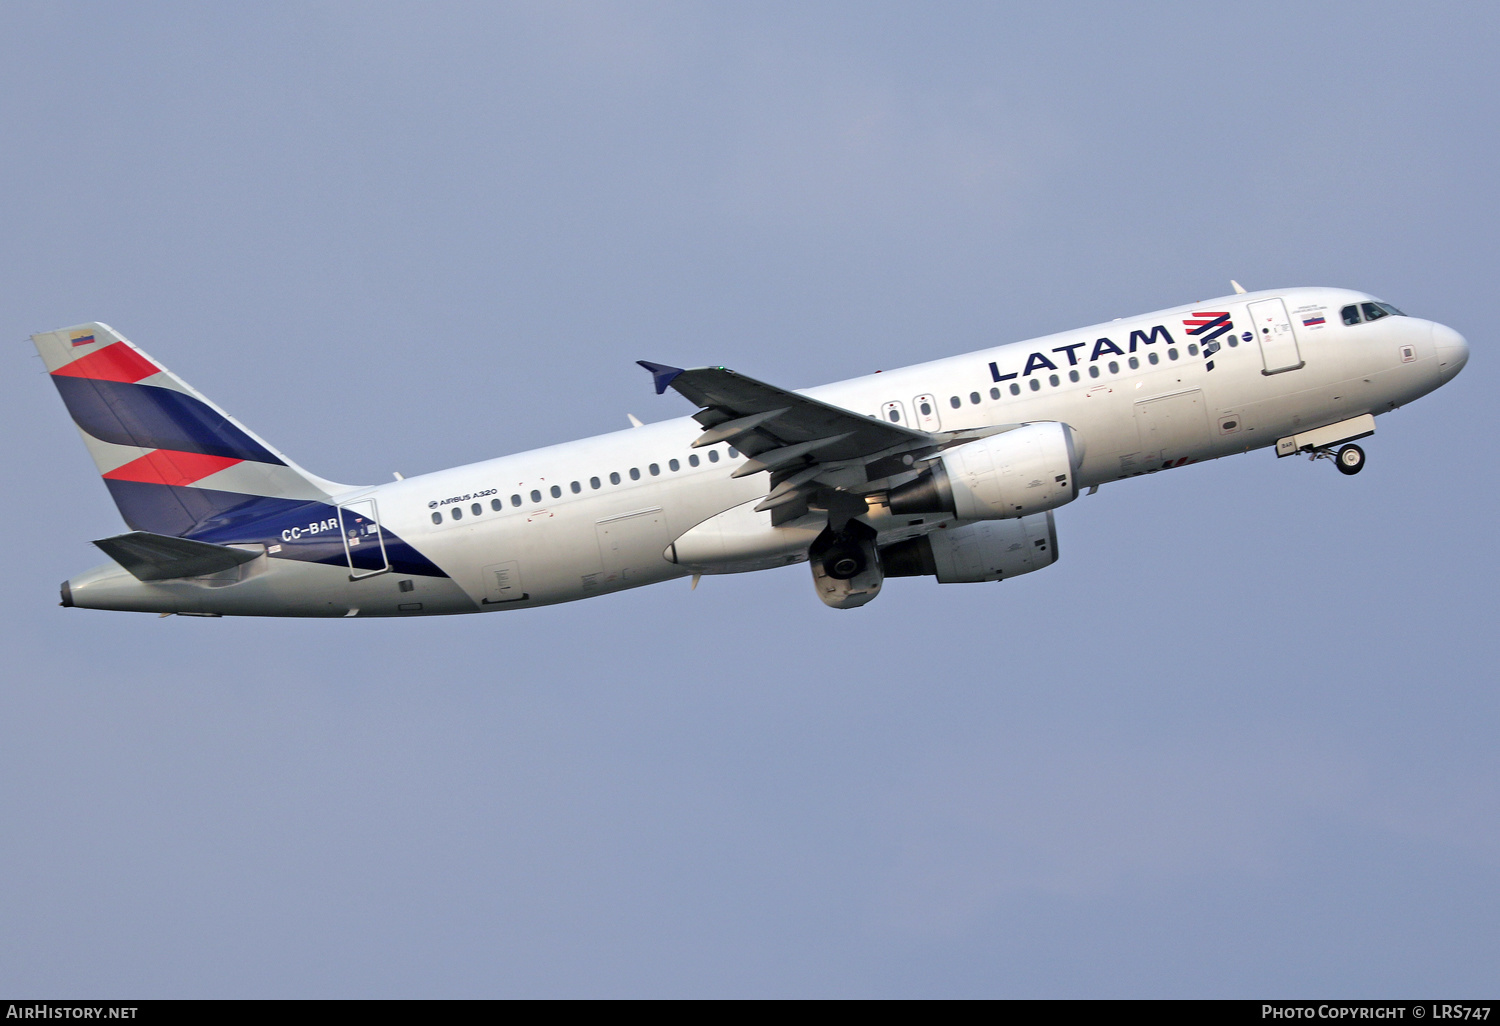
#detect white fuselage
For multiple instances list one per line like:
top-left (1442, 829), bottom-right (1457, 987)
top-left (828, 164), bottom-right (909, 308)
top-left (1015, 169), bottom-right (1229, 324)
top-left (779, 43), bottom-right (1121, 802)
top-left (65, 287), bottom-right (1466, 617)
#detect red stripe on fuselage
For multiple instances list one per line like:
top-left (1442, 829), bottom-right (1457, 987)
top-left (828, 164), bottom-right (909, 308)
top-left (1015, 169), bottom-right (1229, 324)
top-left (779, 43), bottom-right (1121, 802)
top-left (101, 450), bottom-right (243, 487)
top-left (50, 341), bottom-right (159, 383)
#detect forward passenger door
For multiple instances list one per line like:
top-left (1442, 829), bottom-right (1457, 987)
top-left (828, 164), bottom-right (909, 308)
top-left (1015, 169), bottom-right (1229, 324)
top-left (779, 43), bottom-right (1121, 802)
top-left (1248, 297), bottom-right (1305, 375)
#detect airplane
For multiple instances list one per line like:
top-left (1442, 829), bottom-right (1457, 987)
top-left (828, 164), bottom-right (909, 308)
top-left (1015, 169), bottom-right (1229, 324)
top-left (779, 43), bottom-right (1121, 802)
top-left (31, 284), bottom-right (1468, 617)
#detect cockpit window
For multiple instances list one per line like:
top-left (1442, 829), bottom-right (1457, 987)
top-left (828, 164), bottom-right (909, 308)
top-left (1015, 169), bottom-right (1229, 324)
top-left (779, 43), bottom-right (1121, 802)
top-left (1344, 301), bottom-right (1408, 326)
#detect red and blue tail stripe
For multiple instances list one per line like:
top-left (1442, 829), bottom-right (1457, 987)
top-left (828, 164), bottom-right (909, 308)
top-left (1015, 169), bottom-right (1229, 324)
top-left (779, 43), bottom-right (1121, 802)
top-left (33, 322), bottom-right (448, 579)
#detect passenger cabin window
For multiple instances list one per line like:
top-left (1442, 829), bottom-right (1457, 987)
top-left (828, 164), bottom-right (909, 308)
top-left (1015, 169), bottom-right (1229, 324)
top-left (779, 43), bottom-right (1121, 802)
top-left (649, 463), bottom-right (660, 476)
top-left (669, 458), bottom-right (680, 472)
top-left (590, 477), bottom-right (601, 489)
top-left (531, 489), bottom-right (542, 503)
top-left (969, 392), bottom-right (980, 405)
top-left (471, 503), bottom-right (482, 516)
top-left (1048, 374), bottom-right (1059, 387)
top-left (550, 485), bottom-right (562, 498)
top-left (1029, 379), bottom-right (1040, 391)
top-left (949, 396), bottom-right (961, 409)
top-left (431, 512), bottom-right (442, 525)
top-left (1088, 366), bottom-right (1099, 378)
top-left (450, 507), bottom-right (462, 521)
top-left (629, 468), bottom-right (640, 480)
top-left (610, 472), bottom-right (621, 485)
top-left (1009, 383), bottom-right (1020, 395)
top-left (708, 450), bottom-right (719, 462)
top-left (990, 387), bottom-right (1001, 400)
top-left (571, 481), bottom-right (581, 493)
top-left (491, 498), bottom-right (502, 511)
top-left (511, 494), bottom-right (521, 507)
top-left (688, 454), bottom-right (699, 467)
top-left (728, 448), bottom-right (738, 459)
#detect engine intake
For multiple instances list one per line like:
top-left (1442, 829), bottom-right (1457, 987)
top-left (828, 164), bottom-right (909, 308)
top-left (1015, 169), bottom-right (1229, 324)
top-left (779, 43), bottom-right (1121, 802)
top-left (888, 422), bottom-right (1082, 520)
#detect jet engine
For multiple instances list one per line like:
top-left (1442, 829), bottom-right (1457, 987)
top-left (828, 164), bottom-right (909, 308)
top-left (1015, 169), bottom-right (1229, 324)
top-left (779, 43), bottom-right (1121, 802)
top-left (887, 422), bottom-right (1082, 520)
top-left (807, 521), bottom-right (883, 609)
top-left (881, 512), bottom-right (1058, 584)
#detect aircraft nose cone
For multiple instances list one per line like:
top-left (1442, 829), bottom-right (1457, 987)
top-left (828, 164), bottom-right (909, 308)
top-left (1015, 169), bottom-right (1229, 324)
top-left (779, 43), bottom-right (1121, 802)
top-left (1432, 322), bottom-right (1469, 382)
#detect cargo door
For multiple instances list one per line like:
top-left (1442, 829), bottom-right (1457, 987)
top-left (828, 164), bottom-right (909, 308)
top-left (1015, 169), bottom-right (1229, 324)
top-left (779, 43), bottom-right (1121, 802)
top-left (1134, 389), bottom-right (1212, 468)
top-left (595, 507), bottom-right (671, 583)
top-left (481, 560), bottom-right (525, 604)
top-left (1248, 297), bottom-right (1305, 375)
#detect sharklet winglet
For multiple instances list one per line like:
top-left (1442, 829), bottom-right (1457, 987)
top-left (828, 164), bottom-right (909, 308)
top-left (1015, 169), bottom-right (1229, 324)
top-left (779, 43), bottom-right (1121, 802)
top-left (637, 361), bottom-right (684, 395)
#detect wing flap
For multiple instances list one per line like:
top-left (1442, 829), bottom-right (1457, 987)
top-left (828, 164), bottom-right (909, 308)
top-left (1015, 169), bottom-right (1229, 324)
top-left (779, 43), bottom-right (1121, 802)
top-left (643, 363), bottom-right (930, 462)
top-left (638, 362), bottom-right (1031, 528)
top-left (640, 362), bottom-right (949, 527)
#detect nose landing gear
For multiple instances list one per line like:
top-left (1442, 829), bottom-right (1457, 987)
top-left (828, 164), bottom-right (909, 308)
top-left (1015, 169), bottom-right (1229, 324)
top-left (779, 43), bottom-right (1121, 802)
top-left (1309, 442), bottom-right (1366, 475)
top-left (1335, 443), bottom-right (1366, 475)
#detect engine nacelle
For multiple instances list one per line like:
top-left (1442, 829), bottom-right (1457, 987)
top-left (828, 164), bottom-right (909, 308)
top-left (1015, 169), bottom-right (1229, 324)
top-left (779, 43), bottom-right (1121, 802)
top-left (888, 422), bottom-right (1082, 520)
top-left (881, 512), bottom-right (1058, 584)
top-left (808, 522), bottom-right (883, 609)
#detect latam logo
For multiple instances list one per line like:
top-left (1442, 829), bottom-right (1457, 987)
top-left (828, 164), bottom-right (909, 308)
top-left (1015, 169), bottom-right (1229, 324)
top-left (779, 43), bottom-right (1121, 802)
top-left (988, 325), bottom-right (1176, 382)
top-left (1183, 312), bottom-right (1234, 371)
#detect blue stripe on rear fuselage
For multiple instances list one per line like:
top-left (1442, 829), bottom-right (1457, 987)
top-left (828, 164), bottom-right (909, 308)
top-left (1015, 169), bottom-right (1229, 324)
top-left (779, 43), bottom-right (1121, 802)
top-left (51, 376), bottom-right (285, 464)
top-left (102, 479), bottom-right (448, 578)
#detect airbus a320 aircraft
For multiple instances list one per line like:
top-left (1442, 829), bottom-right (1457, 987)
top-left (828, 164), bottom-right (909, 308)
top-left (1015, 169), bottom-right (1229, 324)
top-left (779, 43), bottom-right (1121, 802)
top-left (32, 285), bottom-right (1467, 617)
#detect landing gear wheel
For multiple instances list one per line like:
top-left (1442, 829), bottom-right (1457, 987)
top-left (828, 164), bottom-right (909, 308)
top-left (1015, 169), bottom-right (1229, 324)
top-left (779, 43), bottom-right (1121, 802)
top-left (1335, 444), bottom-right (1365, 476)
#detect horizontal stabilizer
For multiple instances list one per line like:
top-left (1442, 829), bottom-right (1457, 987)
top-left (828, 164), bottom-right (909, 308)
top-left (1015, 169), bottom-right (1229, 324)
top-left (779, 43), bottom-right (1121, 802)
top-left (93, 531), bottom-right (262, 582)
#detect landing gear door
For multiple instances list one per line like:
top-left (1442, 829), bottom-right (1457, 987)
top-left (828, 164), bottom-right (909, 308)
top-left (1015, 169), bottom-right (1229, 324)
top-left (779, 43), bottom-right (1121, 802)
top-left (338, 498), bottom-right (389, 580)
top-left (1248, 297), bottom-right (1305, 375)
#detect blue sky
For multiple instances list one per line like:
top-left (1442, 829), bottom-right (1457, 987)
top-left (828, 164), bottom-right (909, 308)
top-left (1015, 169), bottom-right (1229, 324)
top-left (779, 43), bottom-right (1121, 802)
top-left (2, 2), bottom-right (1495, 997)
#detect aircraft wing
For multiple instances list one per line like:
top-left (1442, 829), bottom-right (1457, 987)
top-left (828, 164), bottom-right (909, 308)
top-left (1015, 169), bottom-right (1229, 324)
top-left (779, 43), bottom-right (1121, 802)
top-left (639, 362), bottom-right (995, 526)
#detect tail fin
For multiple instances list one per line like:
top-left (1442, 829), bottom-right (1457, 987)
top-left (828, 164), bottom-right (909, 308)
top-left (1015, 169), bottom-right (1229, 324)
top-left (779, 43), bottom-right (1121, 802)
top-left (32, 322), bottom-right (349, 537)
